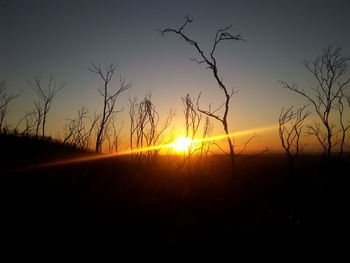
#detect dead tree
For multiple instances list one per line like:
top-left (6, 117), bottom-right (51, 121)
top-left (63, 107), bottom-right (89, 147)
top-left (112, 120), bottom-right (124, 153)
top-left (28, 75), bottom-right (63, 138)
top-left (196, 116), bottom-right (213, 169)
top-left (63, 107), bottom-right (99, 150)
top-left (160, 16), bottom-right (244, 172)
top-left (279, 105), bottom-right (310, 163)
top-left (15, 110), bottom-right (37, 136)
top-left (137, 93), bottom-right (174, 148)
top-left (128, 96), bottom-right (138, 150)
top-left (136, 93), bottom-right (157, 149)
top-left (200, 116), bottom-right (213, 156)
top-left (336, 89), bottom-right (350, 157)
top-left (182, 93), bottom-right (202, 139)
top-left (134, 93), bottom-right (174, 158)
top-left (0, 81), bottom-right (20, 132)
top-left (281, 46), bottom-right (350, 157)
top-left (105, 116), bottom-right (124, 153)
top-left (33, 101), bottom-right (43, 137)
top-left (89, 63), bottom-right (131, 153)
top-left (182, 93), bottom-right (202, 155)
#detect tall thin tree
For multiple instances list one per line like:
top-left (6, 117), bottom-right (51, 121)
top-left (89, 63), bottom-right (131, 153)
top-left (281, 46), bottom-right (350, 157)
top-left (160, 16), bottom-right (244, 173)
top-left (0, 81), bottom-right (20, 132)
top-left (28, 75), bottom-right (63, 138)
top-left (336, 89), bottom-right (350, 157)
top-left (279, 105), bottom-right (310, 163)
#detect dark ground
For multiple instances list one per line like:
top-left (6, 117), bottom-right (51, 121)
top-left (0, 133), bottom-right (349, 257)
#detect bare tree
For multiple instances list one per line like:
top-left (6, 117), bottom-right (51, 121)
top-left (128, 96), bottom-right (138, 151)
top-left (0, 81), bottom-right (20, 132)
top-left (27, 75), bottom-right (63, 138)
top-left (137, 93), bottom-right (157, 149)
top-left (105, 116), bottom-right (124, 153)
top-left (63, 110), bottom-right (84, 145)
top-left (112, 121), bottom-right (124, 153)
top-left (279, 105), bottom-right (310, 163)
top-left (89, 63), bottom-right (131, 153)
top-left (336, 89), bottom-right (350, 157)
top-left (199, 116), bottom-right (213, 157)
top-left (15, 110), bottom-right (37, 136)
top-left (281, 46), bottom-right (350, 157)
top-left (63, 107), bottom-right (99, 150)
top-left (176, 93), bottom-right (203, 171)
top-left (182, 93), bottom-right (202, 155)
top-left (160, 16), bottom-right (244, 172)
top-left (133, 93), bottom-right (174, 158)
top-left (63, 107), bottom-right (89, 146)
top-left (33, 101), bottom-right (43, 137)
top-left (195, 116), bottom-right (214, 170)
top-left (128, 94), bottom-right (174, 161)
top-left (182, 94), bottom-right (202, 140)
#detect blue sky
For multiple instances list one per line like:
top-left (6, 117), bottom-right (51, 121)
top-left (1, 0), bottom-right (350, 151)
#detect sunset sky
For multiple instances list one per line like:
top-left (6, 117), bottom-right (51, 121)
top-left (1, 0), bottom-right (350, 153)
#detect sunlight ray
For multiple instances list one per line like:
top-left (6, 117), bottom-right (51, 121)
top-left (11, 123), bottom-right (279, 171)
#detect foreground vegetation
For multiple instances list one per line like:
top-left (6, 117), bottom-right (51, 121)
top-left (1, 134), bottom-right (349, 256)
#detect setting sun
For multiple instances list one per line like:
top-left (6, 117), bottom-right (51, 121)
top-left (1, 0), bottom-right (348, 254)
top-left (171, 136), bottom-right (195, 153)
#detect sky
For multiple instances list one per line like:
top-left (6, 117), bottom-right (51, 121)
top-left (1, 0), bottom-right (350, 153)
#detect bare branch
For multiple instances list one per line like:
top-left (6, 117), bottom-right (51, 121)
top-left (28, 75), bottom-right (63, 137)
top-left (90, 62), bottom-right (131, 152)
top-left (196, 93), bottom-right (223, 122)
top-left (238, 133), bottom-right (259, 155)
top-left (161, 17), bottom-right (244, 172)
top-left (279, 105), bottom-right (310, 161)
top-left (281, 45), bottom-right (350, 157)
top-left (0, 81), bottom-right (21, 132)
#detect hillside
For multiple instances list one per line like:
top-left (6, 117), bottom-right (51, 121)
top-left (0, 134), bottom-right (349, 256)
top-left (0, 133), bottom-right (90, 170)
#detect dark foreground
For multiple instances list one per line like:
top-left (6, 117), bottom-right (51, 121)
top-left (0, 134), bottom-right (349, 257)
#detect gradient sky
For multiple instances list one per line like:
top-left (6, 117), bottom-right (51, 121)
top-left (1, 0), bottom-right (350, 152)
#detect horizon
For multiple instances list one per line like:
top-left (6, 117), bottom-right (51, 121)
top-left (1, 0), bottom-right (350, 154)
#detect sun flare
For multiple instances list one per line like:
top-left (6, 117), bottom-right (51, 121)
top-left (171, 136), bottom-right (195, 153)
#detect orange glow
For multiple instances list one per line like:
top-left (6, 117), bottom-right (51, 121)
top-left (11, 123), bottom-right (279, 171)
top-left (192, 124), bottom-right (278, 144)
top-left (171, 136), bottom-right (196, 153)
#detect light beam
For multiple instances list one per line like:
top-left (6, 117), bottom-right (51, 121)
top-left (7, 123), bottom-right (278, 172)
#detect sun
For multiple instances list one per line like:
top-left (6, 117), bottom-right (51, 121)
top-left (171, 136), bottom-right (195, 153)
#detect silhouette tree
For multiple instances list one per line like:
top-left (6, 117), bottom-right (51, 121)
top-left (105, 116), bottom-right (123, 153)
top-left (176, 93), bottom-right (202, 171)
top-left (281, 46), bottom-right (350, 157)
top-left (180, 93), bottom-right (214, 172)
top-left (27, 75), bottom-right (63, 138)
top-left (200, 116), bottom-right (213, 156)
top-left (128, 93), bottom-right (174, 160)
top-left (89, 63), bottom-right (131, 153)
top-left (136, 93), bottom-right (174, 150)
top-left (160, 16), bottom-right (244, 173)
top-left (33, 101), bottom-right (43, 137)
top-left (182, 94), bottom-right (202, 140)
top-left (63, 106), bottom-right (99, 150)
top-left (128, 96), bottom-right (138, 151)
top-left (182, 93), bottom-right (201, 155)
top-left (15, 110), bottom-right (36, 135)
top-left (0, 81), bottom-right (20, 132)
top-left (279, 105), bottom-right (310, 163)
top-left (336, 89), bottom-right (350, 157)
